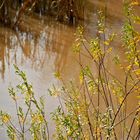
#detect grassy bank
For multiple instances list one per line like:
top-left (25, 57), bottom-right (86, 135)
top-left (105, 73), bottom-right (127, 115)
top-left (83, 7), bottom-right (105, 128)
top-left (0, 0), bottom-right (85, 27)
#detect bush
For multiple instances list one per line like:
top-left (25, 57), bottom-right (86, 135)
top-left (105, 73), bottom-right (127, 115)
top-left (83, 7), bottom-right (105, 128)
top-left (0, 0), bottom-right (140, 139)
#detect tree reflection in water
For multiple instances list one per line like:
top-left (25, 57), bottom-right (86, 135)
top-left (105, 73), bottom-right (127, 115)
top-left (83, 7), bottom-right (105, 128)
top-left (0, 16), bottom-right (76, 80)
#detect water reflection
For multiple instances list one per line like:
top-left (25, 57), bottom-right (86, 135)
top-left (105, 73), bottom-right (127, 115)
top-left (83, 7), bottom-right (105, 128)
top-left (0, 17), bottom-right (76, 80)
top-left (0, 0), bottom-right (126, 80)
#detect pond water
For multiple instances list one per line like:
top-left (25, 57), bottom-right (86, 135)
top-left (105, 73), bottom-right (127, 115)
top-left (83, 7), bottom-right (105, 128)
top-left (0, 1), bottom-right (139, 139)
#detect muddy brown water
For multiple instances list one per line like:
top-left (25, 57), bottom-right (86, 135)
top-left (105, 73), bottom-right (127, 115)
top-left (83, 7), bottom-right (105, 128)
top-left (0, 1), bottom-right (139, 139)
